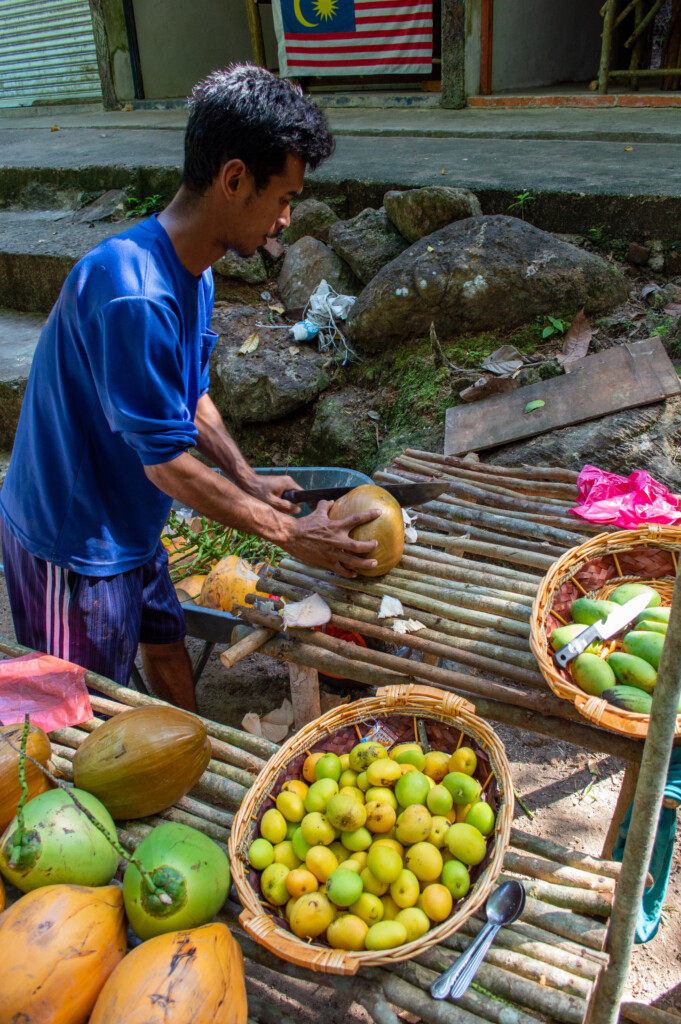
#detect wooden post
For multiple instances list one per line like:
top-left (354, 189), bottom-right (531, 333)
top-left (601, 761), bottom-right (639, 859)
top-left (88, 0), bottom-right (118, 110)
top-left (288, 662), bottom-right (321, 731)
top-left (440, 0), bottom-right (467, 108)
top-left (245, 0), bottom-right (267, 67)
top-left (598, 0), bottom-right (617, 94)
top-left (587, 569), bottom-right (681, 1024)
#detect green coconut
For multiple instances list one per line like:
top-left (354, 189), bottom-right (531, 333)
top-left (0, 787), bottom-right (118, 892)
top-left (122, 821), bottom-right (231, 940)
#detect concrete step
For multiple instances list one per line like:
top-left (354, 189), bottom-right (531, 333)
top-left (0, 308), bottom-right (43, 447)
top-left (0, 210), bottom-right (131, 313)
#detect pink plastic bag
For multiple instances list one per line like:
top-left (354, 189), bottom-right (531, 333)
top-left (571, 464), bottom-right (681, 529)
top-left (0, 653), bottom-right (92, 733)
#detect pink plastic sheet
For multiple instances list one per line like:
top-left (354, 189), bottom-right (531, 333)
top-left (0, 653), bottom-right (92, 732)
top-left (571, 464), bottom-right (681, 529)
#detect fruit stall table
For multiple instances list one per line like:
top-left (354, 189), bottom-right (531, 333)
top-left (227, 450), bottom-right (681, 857)
top-left (0, 650), bottom-right (668, 1024)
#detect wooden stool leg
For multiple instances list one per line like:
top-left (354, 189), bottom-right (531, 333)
top-left (289, 663), bottom-right (321, 731)
top-left (602, 760), bottom-right (640, 859)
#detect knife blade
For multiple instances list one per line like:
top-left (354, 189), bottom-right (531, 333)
top-left (281, 482), bottom-right (450, 508)
top-left (553, 593), bottom-right (652, 668)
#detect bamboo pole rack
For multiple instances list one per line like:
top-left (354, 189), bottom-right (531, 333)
top-left (234, 452), bottom-right (644, 764)
top-left (0, 676), bottom-right (621, 1024)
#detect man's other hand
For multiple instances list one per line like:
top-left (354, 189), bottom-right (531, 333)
top-left (285, 500), bottom-right (380, 578)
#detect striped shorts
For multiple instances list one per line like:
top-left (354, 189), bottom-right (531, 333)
top-left (1, 521), bottom-right (185, 687)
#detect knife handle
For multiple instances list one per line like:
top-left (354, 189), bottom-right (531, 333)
top-left (554, 624), bottom-right (600, 668)
top-left (282, 490), bottom-right (301, 503)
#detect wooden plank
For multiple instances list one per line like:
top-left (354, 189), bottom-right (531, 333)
top-left (444, 339), bottom-right (681, 456)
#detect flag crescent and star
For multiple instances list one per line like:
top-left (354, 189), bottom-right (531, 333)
top-left (273, 0), bottom-right (433, 76)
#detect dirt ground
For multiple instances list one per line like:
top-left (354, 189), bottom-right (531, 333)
top-left (0, 575), bottom-right (678, 1019)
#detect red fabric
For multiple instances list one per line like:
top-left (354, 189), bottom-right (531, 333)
top-left (0, 653), bottom-right (92, 732)
top-left (571, 464), bottom-right (681, 529)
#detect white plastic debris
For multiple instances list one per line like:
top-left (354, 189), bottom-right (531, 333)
top-left (282, 593), bottom-right (332, 629)
top-left (401, 508), bottom-right (418, 542)
top-left (378, 595), bottom-right (404, 619)
top-left (392, 619), bottom-right (426, 634)
top-left (303, 280), bottom-right (358, 365)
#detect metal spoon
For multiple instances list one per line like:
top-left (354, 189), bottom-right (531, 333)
top-left (430, 880), bottom-right (526, 1001)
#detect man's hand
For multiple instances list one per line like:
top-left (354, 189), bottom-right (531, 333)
top-left (285, 500), bottom-right (381, 578)
top-left (243, 473), bottom-right (302, 515)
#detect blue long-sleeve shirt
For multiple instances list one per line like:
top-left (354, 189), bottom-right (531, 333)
top-left (0, 215), bottom-right (217, 574)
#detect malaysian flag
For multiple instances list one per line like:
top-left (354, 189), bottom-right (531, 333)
top-left (272, 0), bottom-right (433, 77)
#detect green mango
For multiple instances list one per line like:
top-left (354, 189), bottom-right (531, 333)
top-left (606, 652), bottom-right (657, 693)
top-left (623, 630), bottom-right (665, 670)
top-left (601, 686), bottom-right (653, 715)
top-left (570, 598), bottom-right (619, 627)
top-left (636, 619), bottom-right (668, 635)
top-left (634, 606), bottom-right (670, 626)
top-left (571, 653), bottom-right (616, 696)
top-left (550, 623), bottom-right (601, 655)
top-left (609, 583), bottom-right (661, 608)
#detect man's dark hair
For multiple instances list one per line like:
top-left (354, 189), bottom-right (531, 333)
top-left (183, 64), bottom-right (334, 194)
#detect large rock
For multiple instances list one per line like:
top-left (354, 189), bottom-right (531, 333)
top-left (285, 199), bottom-right (339, 245)
top-left (278, 237), bottom-right (361, 309)
top-left (384, 187), bottom-right (482, 243)
top-left (213, 249), bottom-right (267, 284)
top-left (347, 215), bottom-right (628, 353)
top-left (304, 389), bottom-right (377, 470)
top-left (487, 397), bottom-right (681, 491)
top-left (328, 208), bottom-right (409, 285)
top-left (210, 304), bottom-right (329, 423)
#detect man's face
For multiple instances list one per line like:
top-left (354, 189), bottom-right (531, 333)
top-left (226, 153), bottom-right (305, 257)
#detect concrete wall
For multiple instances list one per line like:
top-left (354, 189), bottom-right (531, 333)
top-left (105, 0), bottom-right (278, 102)
top-left (490, 0), bottom-right (602, 92)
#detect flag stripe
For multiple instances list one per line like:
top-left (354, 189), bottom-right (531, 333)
top-left (277, 0), bottom-right (433, 77)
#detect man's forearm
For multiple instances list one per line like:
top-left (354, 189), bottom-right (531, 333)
top-left (144, 453), bottom-right (295, 547)
top-left (193, 393), bottom-right (256, 489)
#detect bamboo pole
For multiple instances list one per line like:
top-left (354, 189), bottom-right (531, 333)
top-left (271, 566), bottom-right (532, 646)
top-left (412, 509), bottom-right (568, 559)
top-left (265, 574), bottom-right (536, 659)
top-left (220, 627), bottom-right (275, 668)
top-left (415, 529), bottom-right (556, 571)
top-left (460, 695), bottom-right (643, 763)
top-left (191, 771), bottom-right (250, 811)
top-left (435, 931), bottom-right (593, 1000)
top-left (587, 568), bottom-right (681, 1024)
top-left (175, 794), bottom-right (234, 828)
top-left (0, 637), bottom-right (278, 762)
top-left (419, 496), bottom-right (587, 548)
top-left (118, 808), bottom-right (231, 847)
top-left (277, 561), bottom-right (532, 636)
top-left (398, 555), bottom-right (539, 598)
top-left (379, 462), bottom-right (574, 510)
top-left (509, 828), bottom-right (647, 884)
top-left (498, 873), bottom-right (612, 917)
top-left (208, 758), bottom-right (256, 790)
top-left (503, 850), bottom-right (615, 893)
top-left (513, 893), bottom-right (608, 951)
top-left (238, 607), bottom-right (583, 719)
top-left (403, 543), bottom-right (543, 585)
top-left (459, 916), bottom-right (605, 981)
top-left (403, 449), bottom-right (580, 483)
top-left (389, 566), bottom-right (535, 608)
top-left (405, 951), bottom-right (587, 1024)
top-left (621, 1003), bottom-right (681, 1024)
top-left (394, 455), bottom-right (578, 499)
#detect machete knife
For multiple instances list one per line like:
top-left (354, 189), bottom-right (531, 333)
top-left (553, 593), bottom-right (652, 669)
top-left (281, 482), bottom-right (450, 507)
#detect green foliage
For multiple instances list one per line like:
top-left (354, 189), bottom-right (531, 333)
top-left (126, 193), bottom-right (164, 218)
top-left (650, 312), bottom-right (675, 340)
top-left (588, 224), bottom-right (606, 245)
top-left (507, 191), bottom-right (534, 220)
top-left (541, 315), bottom-right (569, 340)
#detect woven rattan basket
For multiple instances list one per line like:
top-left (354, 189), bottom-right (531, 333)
top-left (530, 524), bottom-right (681, 740)
top-left (229, 684), bottom-right (513, 975)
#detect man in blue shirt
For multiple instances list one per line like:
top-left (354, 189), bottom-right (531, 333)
top-left (0, 65), bottom-right (379, 712)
